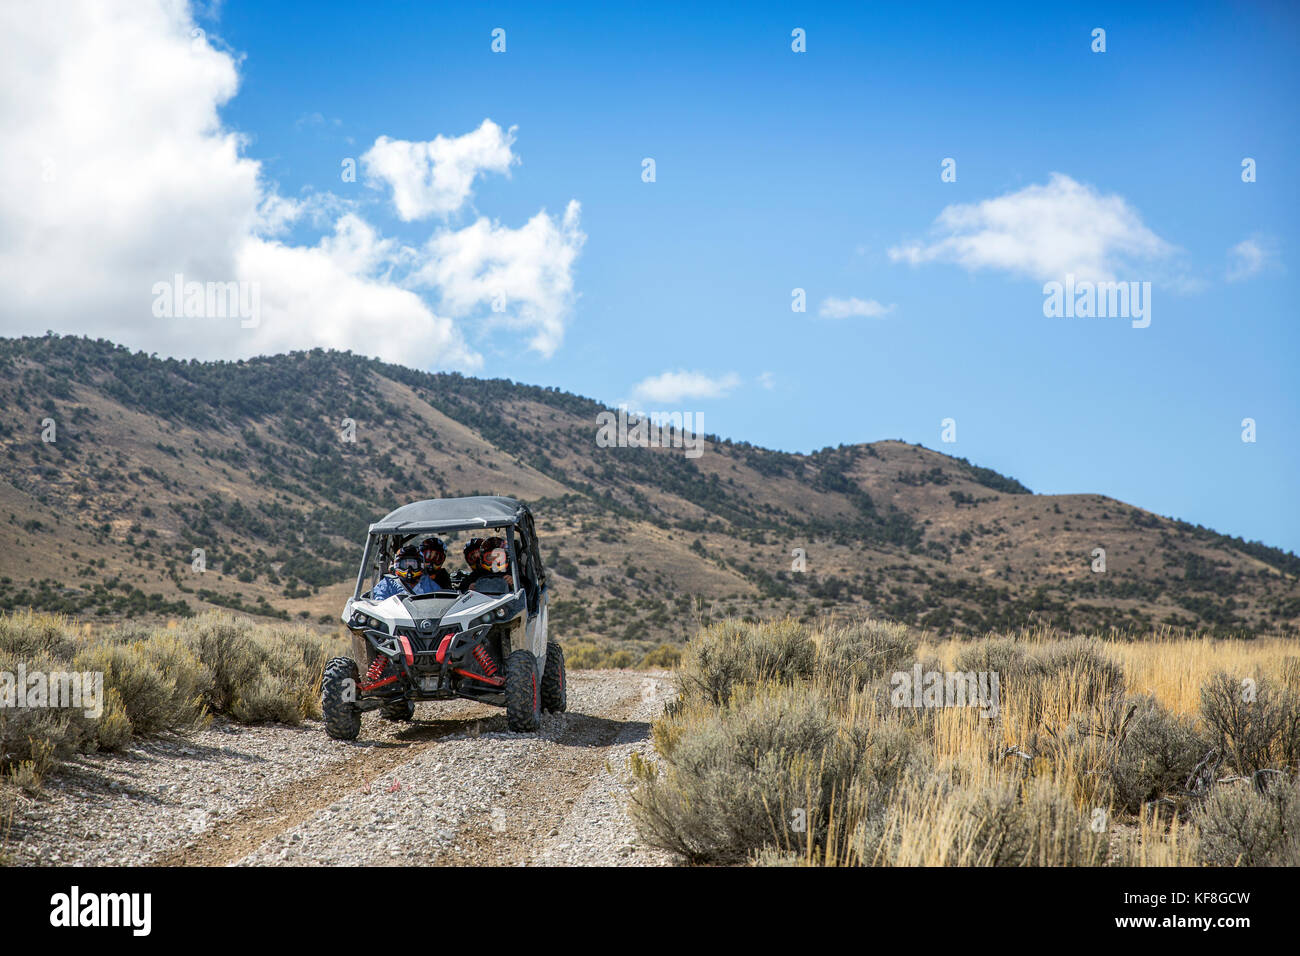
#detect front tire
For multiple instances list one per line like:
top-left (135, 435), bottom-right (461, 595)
top-left (322, 657), bottom-right (362, 740)
top-left (505, 650), bottom-right (541, 732)
top-left (380, 698), bottom-right (415, 721)
top-left (541, 642), bottom-right (566, 713)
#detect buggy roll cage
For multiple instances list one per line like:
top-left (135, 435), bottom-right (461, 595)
top-left (351, 496), bottom-right (545, 603)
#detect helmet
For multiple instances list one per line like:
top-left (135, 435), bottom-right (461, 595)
top-left (480, 536), bottom-right (508, 573)
top-left (392, 545), bottom-right (423, 585)
top-left (462, 537), bottom-right (484, 569)
top-left (419, 536), bottom-right (446, 571)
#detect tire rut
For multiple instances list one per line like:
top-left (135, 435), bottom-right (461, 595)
top-left (431, 682), bottom-right (649, 866)
top-left (152, 710), bottom-right (500, 866)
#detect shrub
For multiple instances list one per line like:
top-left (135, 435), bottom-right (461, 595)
top-left (0, 611), bottom-right (335, 787)
top-left (814, 620), bottom-right (918, 692)
top-left (674, 618), bottom-right (815, 708)
top-left (5, 738), bottom-right (55, 793)
top-left (73, 637), bottom-right (209, 736)
top-left (564, 640), bottom-right (635, 669)
top-left (631, 683), bottom-right (873, 864)
top-left (1110, 696), bottom-right (1208, 813)
top-left (962, 778), bottom-right (1109, 866)
top-left (176, 615), bottom-right (329, 723)
top-left (181, 617), bottom-right (263, 715)
top-left (954, 637), bottom-right (1027, 679)
top-left (1193, 779), bottom-right (1300, 866)
top-left (0, 610), bottom-right (78, 661)
top-left (1199, 672), bottom-right (1292, 775)
top-left (0, 650), bottom-right (101, 772)
top-left (1011, 639), bottom-right (1125, 726)
top-left (1025, 639), bottom-right (1125, 706)
top-left (860, 774), bottom-right (1108, 867)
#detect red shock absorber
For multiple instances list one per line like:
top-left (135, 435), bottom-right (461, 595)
top-left (471, 645), bottom-right (497, 677)
top-left (364, 655), bottom-right (388, 684)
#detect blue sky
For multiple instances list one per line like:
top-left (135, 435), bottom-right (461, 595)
top-left (3, 1), bottom-right (1297, 551)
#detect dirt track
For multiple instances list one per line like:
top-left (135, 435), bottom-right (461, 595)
top-left (3, 670), bottom-right (677, 867)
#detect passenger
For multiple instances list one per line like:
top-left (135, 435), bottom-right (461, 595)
top-left (470, 536), bottom-right (514, 592)
top-left (369, 544), bottom-right (436, 600)
top-left (419, 536), bottom-right (454, 591)
top-left (456, 537), bottom-right (485, 592)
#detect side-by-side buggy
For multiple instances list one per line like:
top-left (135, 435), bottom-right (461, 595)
top-left (322, 496), bottom-right (565, 739)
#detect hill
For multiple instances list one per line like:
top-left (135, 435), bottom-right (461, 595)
top-left (0, 334), bottom-right (1296, 656)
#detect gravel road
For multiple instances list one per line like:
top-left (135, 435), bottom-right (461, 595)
top-left (3, 669), bottom-right (677, 867)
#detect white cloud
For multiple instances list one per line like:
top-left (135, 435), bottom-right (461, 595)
top-left (818, 296), bottom-right (896, 319)
top-left (409, 201), bottom-right (585, 359)
top-left (758, 371), bottom-right (775, 390)
top-left (1226, 236), bottom-right (1279, 282)
top-left (0, 1), bottom-right (581, 367)
top-left (628, 370), bottom-right (741, 405)
top-left (362, 120), bottom-right (517, 221)
top-left (236, 214), bottom-right (477, 369)
top-left (888, 173), bottom-right (1173, 283)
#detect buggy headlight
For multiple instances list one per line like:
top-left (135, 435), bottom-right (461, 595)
top-left (349, 612), bottom-right (389, 633)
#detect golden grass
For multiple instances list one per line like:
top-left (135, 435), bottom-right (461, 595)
top-left (926, 632), bottom-right (1300, 716)
top-left (633, 618), bottom-right (1298, 867)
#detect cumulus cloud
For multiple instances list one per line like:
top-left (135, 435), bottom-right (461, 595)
top-left (1226, 236), bottom-right (1279, 282)
top-left (362, 119), bottom-right (518, 221)
top-left (628, 370), bottom-right (741, 405)
top-left (238, 215), bottom-right (478, 369)
top-left (0, 1), bottom-right (582, 368)
top-left (888, 173), bottom-right (1173, 283)
top-left (818, 296), bottom-right (896, 319)
top-left (409, 201), bottom-right (585, 358)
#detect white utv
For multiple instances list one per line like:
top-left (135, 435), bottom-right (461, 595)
top-left (322, 496), bottom-right (565, 739)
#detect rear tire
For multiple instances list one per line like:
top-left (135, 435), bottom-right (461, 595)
top-left (322, 657), bottom-right (362, 740)
top-left (541, 642), bottom-right (566, 713)
top-left (380, 698), bottom-right (415, 721)
top-left (504, 650), bottom-right (541, 733)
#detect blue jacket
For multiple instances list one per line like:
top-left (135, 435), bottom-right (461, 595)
top-left (369, 574), bottom-right (435, 601)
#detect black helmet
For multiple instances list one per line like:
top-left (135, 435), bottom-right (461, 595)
top-left (392, 545), bottom-right (423, 584)
top-left (419, 536), bottom-right (446, 570)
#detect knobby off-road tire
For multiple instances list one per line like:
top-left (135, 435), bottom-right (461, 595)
top-left (504, 650), bottom-right (541, 733)
top-left (381, 698), bottom-right (416, 721)
top-left (322, 657), bottom-right (362, 740)
top-left (540, 641), bottom-right (567, 713)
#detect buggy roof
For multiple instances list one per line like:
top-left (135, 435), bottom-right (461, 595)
top-left (367, 496), bottom-right (527, 535)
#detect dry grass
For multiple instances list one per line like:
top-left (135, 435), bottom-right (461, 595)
top-left (631, 618), bottom-right (1298, 867)
top-left (0, 610), bottom-right (340, 793)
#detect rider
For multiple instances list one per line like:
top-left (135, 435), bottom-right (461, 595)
top-left (468, 535), bottom-right (514, 591)
top-left (369, 544), bottom-right (436, 600)
top-left (419, 536), bottom-right (453, 591)
top-left (455, 537), bottom-right (485, 592)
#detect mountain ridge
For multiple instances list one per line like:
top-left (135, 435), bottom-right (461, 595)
top-left (0, 334), bottom-right (1295, 652)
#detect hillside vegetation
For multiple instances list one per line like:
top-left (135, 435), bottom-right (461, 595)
top-left (0, 334), bottom-right (1297, 663)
